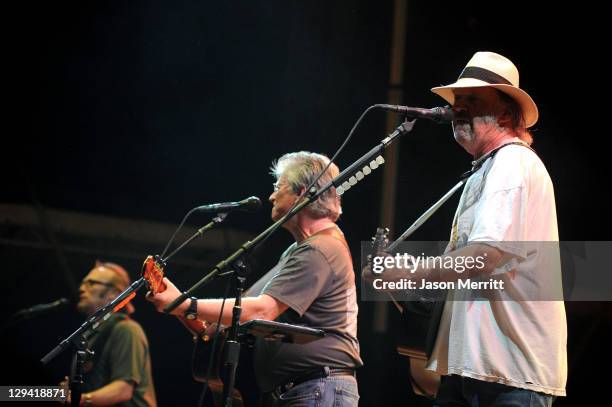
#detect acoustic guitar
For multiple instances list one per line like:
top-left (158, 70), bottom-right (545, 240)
top-left (368, 227), bottom-right (441, 398)
top-left (141, 255), bottom-right (249, 407)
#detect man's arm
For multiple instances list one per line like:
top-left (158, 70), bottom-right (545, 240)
top-left (147, 279), bottom-right (288, 324)
top-left (190, 295), bottom-right (288, 325)
top-left (66, 380), bottom-right (134, 406)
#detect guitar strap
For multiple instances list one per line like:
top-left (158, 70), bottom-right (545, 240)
top-left (86, 313), bottom-right (128, 375)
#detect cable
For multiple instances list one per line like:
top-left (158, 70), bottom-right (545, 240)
top-left (160, 206), bottom-right (201, 259)
top-left (197, 276), bottom-right (232, 407)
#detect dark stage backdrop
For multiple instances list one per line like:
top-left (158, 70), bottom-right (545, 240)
top-left (2, 1), bottom-right (608, 406)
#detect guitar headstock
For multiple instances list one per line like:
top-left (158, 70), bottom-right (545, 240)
top-left (141, 255), bottom-right (167, 294)
top-left (371, 227), bottom-right (390, 255)
top-left (367, 227), bottom-right (390, 270)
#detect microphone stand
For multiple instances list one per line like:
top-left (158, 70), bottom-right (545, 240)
top-left (222, 259), bottom-right (249, 407)
top-left (70, 337), bottom-right (93, 407)
top-left (164, 118), bottom-right (416, 405)
top-left (40, 213), bottom-right (229, 406)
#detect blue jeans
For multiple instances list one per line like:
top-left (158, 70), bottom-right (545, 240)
top-left (435, 375), bottom-right (555, 407)
top-left (276, 375), bottom-right (359, 407)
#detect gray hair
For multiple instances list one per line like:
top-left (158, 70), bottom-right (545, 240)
top-left (270, 151), bottom-right (342, 221)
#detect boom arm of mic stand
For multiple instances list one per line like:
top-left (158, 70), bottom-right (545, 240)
top-left (163, 119), bottom-right (416, 314)
top-left (320, 120), bottom-right (415, 194)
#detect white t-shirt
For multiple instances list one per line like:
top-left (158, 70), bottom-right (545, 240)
top-left (426, 141), bottom-right (568, 397)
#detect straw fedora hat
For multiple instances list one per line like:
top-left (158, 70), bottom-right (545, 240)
top-left (431, 51), bottom-right (538, 128)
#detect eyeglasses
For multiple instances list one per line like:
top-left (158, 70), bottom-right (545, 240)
top-left (80, 279), bottom-right (116, 289)
top-left (273, 179), bottom-right (296, 193)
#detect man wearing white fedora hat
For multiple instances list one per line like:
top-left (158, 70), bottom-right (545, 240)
top-left (423, 52), bottom-right (567, 405)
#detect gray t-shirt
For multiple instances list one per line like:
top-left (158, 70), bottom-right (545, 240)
top-left (246, 227), bottom-right (363, 392)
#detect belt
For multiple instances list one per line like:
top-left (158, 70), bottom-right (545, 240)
top-left (260, 368), bottom-right (356, 407)
top-left (274, 367), bottom-right (356, 395)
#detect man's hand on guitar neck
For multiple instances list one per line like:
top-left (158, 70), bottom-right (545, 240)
top-left (146, 278), bottom-right (189, 316)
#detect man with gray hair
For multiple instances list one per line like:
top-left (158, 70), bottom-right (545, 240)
top-left (148, 151), bottom-right (362, 406)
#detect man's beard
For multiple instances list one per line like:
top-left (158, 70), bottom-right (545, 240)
top-left (453, 122), bottom-right (474, 145)
top-left (76, 291), bottom-right (109, 315)
top-left (453, 115), bottom-right (499, 146)
top-left (76, 300), bottom-right (90, 315)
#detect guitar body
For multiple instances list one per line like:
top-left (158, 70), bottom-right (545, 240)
top-left (192, 327), bottom-right (258, 407)
top-left (398, 301), bottom-right (436, 351)
top-left (396, 301), bottom-right (441, 398)
top-left (191, 327), bottom-right (225, 384)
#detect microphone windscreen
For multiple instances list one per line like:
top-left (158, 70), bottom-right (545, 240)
top-left (243, 196), bottom-right (262, 212)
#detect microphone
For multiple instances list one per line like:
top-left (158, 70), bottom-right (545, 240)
top-left (13, 298), bottom-right (70, 319)
top-left (195, 196), bottom-right (262, 213)
top-left (376, 104), bottom-right (454, 123)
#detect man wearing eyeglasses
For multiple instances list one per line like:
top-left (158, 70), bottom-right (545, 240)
top-left (64, 261), bottom-right (157, 407)
top-left (148, 151), bottom-right (362, 406)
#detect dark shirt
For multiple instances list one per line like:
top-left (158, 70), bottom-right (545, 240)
top-left (246, 226), bottom-right (363, 391)
top-left (80, 313), bottom-right (157, 407)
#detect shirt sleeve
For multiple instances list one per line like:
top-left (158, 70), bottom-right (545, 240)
top-left (262, 243), bottom-right (332, 316)
top-left (106, 321), bottom-right (149, 385)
